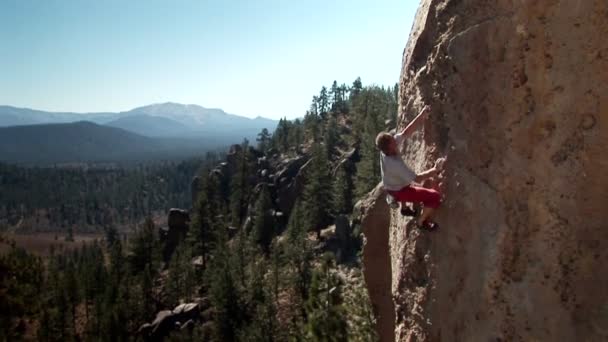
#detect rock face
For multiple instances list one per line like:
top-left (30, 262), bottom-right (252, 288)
top-left (160, 208), bottom-right (191, 261)
top-left (362, 1), bottom-right (608, 341)
top-left (358, 185), bottom-right (395, 342)
top-left (138, 301), bottom-right (207, 340)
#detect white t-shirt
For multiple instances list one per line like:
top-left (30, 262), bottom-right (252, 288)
top-left (379, 133), bottom-right (416, 191)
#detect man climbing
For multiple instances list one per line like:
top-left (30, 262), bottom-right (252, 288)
top-left (376, 105), bottom-right (443, 230)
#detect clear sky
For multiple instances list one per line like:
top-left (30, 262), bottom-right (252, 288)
top-left (0, 0), bottom-right (418, 119)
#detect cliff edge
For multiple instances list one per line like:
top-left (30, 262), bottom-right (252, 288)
top-left (361, 0), bottom-right (608, 341)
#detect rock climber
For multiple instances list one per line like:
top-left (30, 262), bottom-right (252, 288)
top-left (375, 105), bottom-right (444, 230)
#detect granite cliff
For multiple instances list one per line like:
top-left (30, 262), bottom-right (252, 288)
top-left (361, 0), bottom-right (608, 341)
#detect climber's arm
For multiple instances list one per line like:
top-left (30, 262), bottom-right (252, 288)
top-left (400, 105), bottom-right (430, 137)
top-left (413, 158), bottom-right (445, 183)
top-left (414, 167), bottom-right (438, 183)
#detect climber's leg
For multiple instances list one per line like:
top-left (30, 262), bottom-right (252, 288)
top-left (400, 203), bottom-right (416, 216)
top-left (388, 185), bottom-right (441, 223)
top-left (417, 207), bottom-right (435, 225)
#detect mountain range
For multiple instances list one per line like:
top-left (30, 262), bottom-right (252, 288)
top-left (0, 103), bottom-right (278, 164)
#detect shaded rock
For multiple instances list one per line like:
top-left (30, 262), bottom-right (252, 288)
top-left (359, 184), bottom-right (394, 342)
top-left (160, 208), bottom-right (190, 261)
top-left (173, 302), bottom-right (200, 323)
top-left (191, 255), bottom-right (204, 269)
top-left (274, 156), bottom-right (309, 187)
top-left (276, 158), bottom-right (311, 216)
top-left (180, 319), bottom-right (195, 331)
top-left (137, 323), bottom-right (152, 337)
top-left (168, 208), bottom-right (189, 230)
top-left (150, 310), bottom-right (176, 339)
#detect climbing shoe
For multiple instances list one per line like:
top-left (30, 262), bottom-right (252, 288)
top-left (386, 194), bottom-right (399, 209)
top-left (400, 205), bottom-right (416, 217)
top-left (418, 220), bottom-right (440, 231)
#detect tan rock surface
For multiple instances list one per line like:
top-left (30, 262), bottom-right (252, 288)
top-left (362, 0), bottom-right (608, 341)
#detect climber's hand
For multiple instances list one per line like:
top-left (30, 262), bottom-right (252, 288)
top-left (433, 157), bottom-right (446, 171)
top-left (421, 105), bottom-right (431, 118)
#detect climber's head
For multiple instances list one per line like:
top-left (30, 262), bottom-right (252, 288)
top-left (376, 132), bottom-right (398, 155)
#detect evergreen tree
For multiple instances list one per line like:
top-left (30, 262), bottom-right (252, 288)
top-left (207, 245), bottom-right (243, 341)
top-left (167, 244), bottom-right (195, 306)
top-left (252, 185), bottom-right (274, 254)
top-left (329, 80), bottom-right (340, 111)
top-left (128, 217), bottom-right (160, 275)
top-left (304, 111), bottom-right (320, 142)
top-left (355, 113), bottom-right (382, 197)
top-left (333, 165), bottom-right (353, 215)
top-left (230, 139), bottom-right (252, 227)
top-left (319, 86), bottom-right (329, 119)
top-left (286, 201), bottom-right (313, 308)
top-left (324, 116), bottom-right (340, 158)
top-left (303, 142), bottom-right (334, 239)
top-left (256, 128), bottom-right (272, 153)
top-left (188, 175), bottom-right (213, 269)
top-left (272, 119), bottom-right (290, 153)
top-left (288, 119), bottom-right (304, 152)
top-left (304, 254), bottom-right (348, 342)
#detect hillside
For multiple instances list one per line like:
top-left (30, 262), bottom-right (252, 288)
top-left (105, 114), bottom-right (191, 137)
top-left (0, 78), bottom-right (396, 340)
top-left (0, 121), bottom-right (213, 164)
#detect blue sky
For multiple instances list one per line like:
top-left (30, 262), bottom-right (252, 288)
top-left (0, 0), bottom-right (418, 119)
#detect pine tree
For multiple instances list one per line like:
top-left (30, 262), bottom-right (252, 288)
top-left (207, 245), bottom-right (243, 341)
top-left (252, 185), bottom-right (274, 254)
top-left (303, 142), bottom-right (334, 239)
top-left (333, 165), bottom-right (353, 215)
top-left (188, 174), bottom-right (215, 268)
top-left (355, 114), bottom-right (382, 197)
top-left (257, 128), bottom-right (272, 153)
top-left (350, 77), bottom-right (362, 99)
top-left (167, 244), bottom-right (195, 306)
top-left (128, 217), bottom-right (160, 275)
top-left (286, 201), bottom-right (313, 307)
top-left (324, 116), bottom-right (340, 158)
top-left (319, 86), bottom-right (329, 120)
top-left (230, 140), bottom-right (252, 227)
top-left (329, 80), bottom-right (340, 111)
top-left (304, 253), bottom-right (348, 342)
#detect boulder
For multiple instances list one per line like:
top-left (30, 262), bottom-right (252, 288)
top-left (160, 208), bottom-right (190, 261)
top-left (276, 158), bottom-right (311, 216)
top-left (172, 302), bottom-right (200, 323)
top-left (150, 310), bottom-right (176, 339)
top-left (167, 208), bottom-right (189, 230)
top-left (273, 156), bottom-right (309, 187)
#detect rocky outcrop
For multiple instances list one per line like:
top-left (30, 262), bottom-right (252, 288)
top-left (138, 300), bottom-right (208, 340)
top-left (275, 156), bottom-right (310, 215)
top-left (362, 1), bottom-right (608, 341)
top-left (160, 208), bottom-right (190, 261)
top-left (358, 185), bottom-right (395, 342)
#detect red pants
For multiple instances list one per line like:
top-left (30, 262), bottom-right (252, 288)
top-left (387, 185), bottom-right (441, 209)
